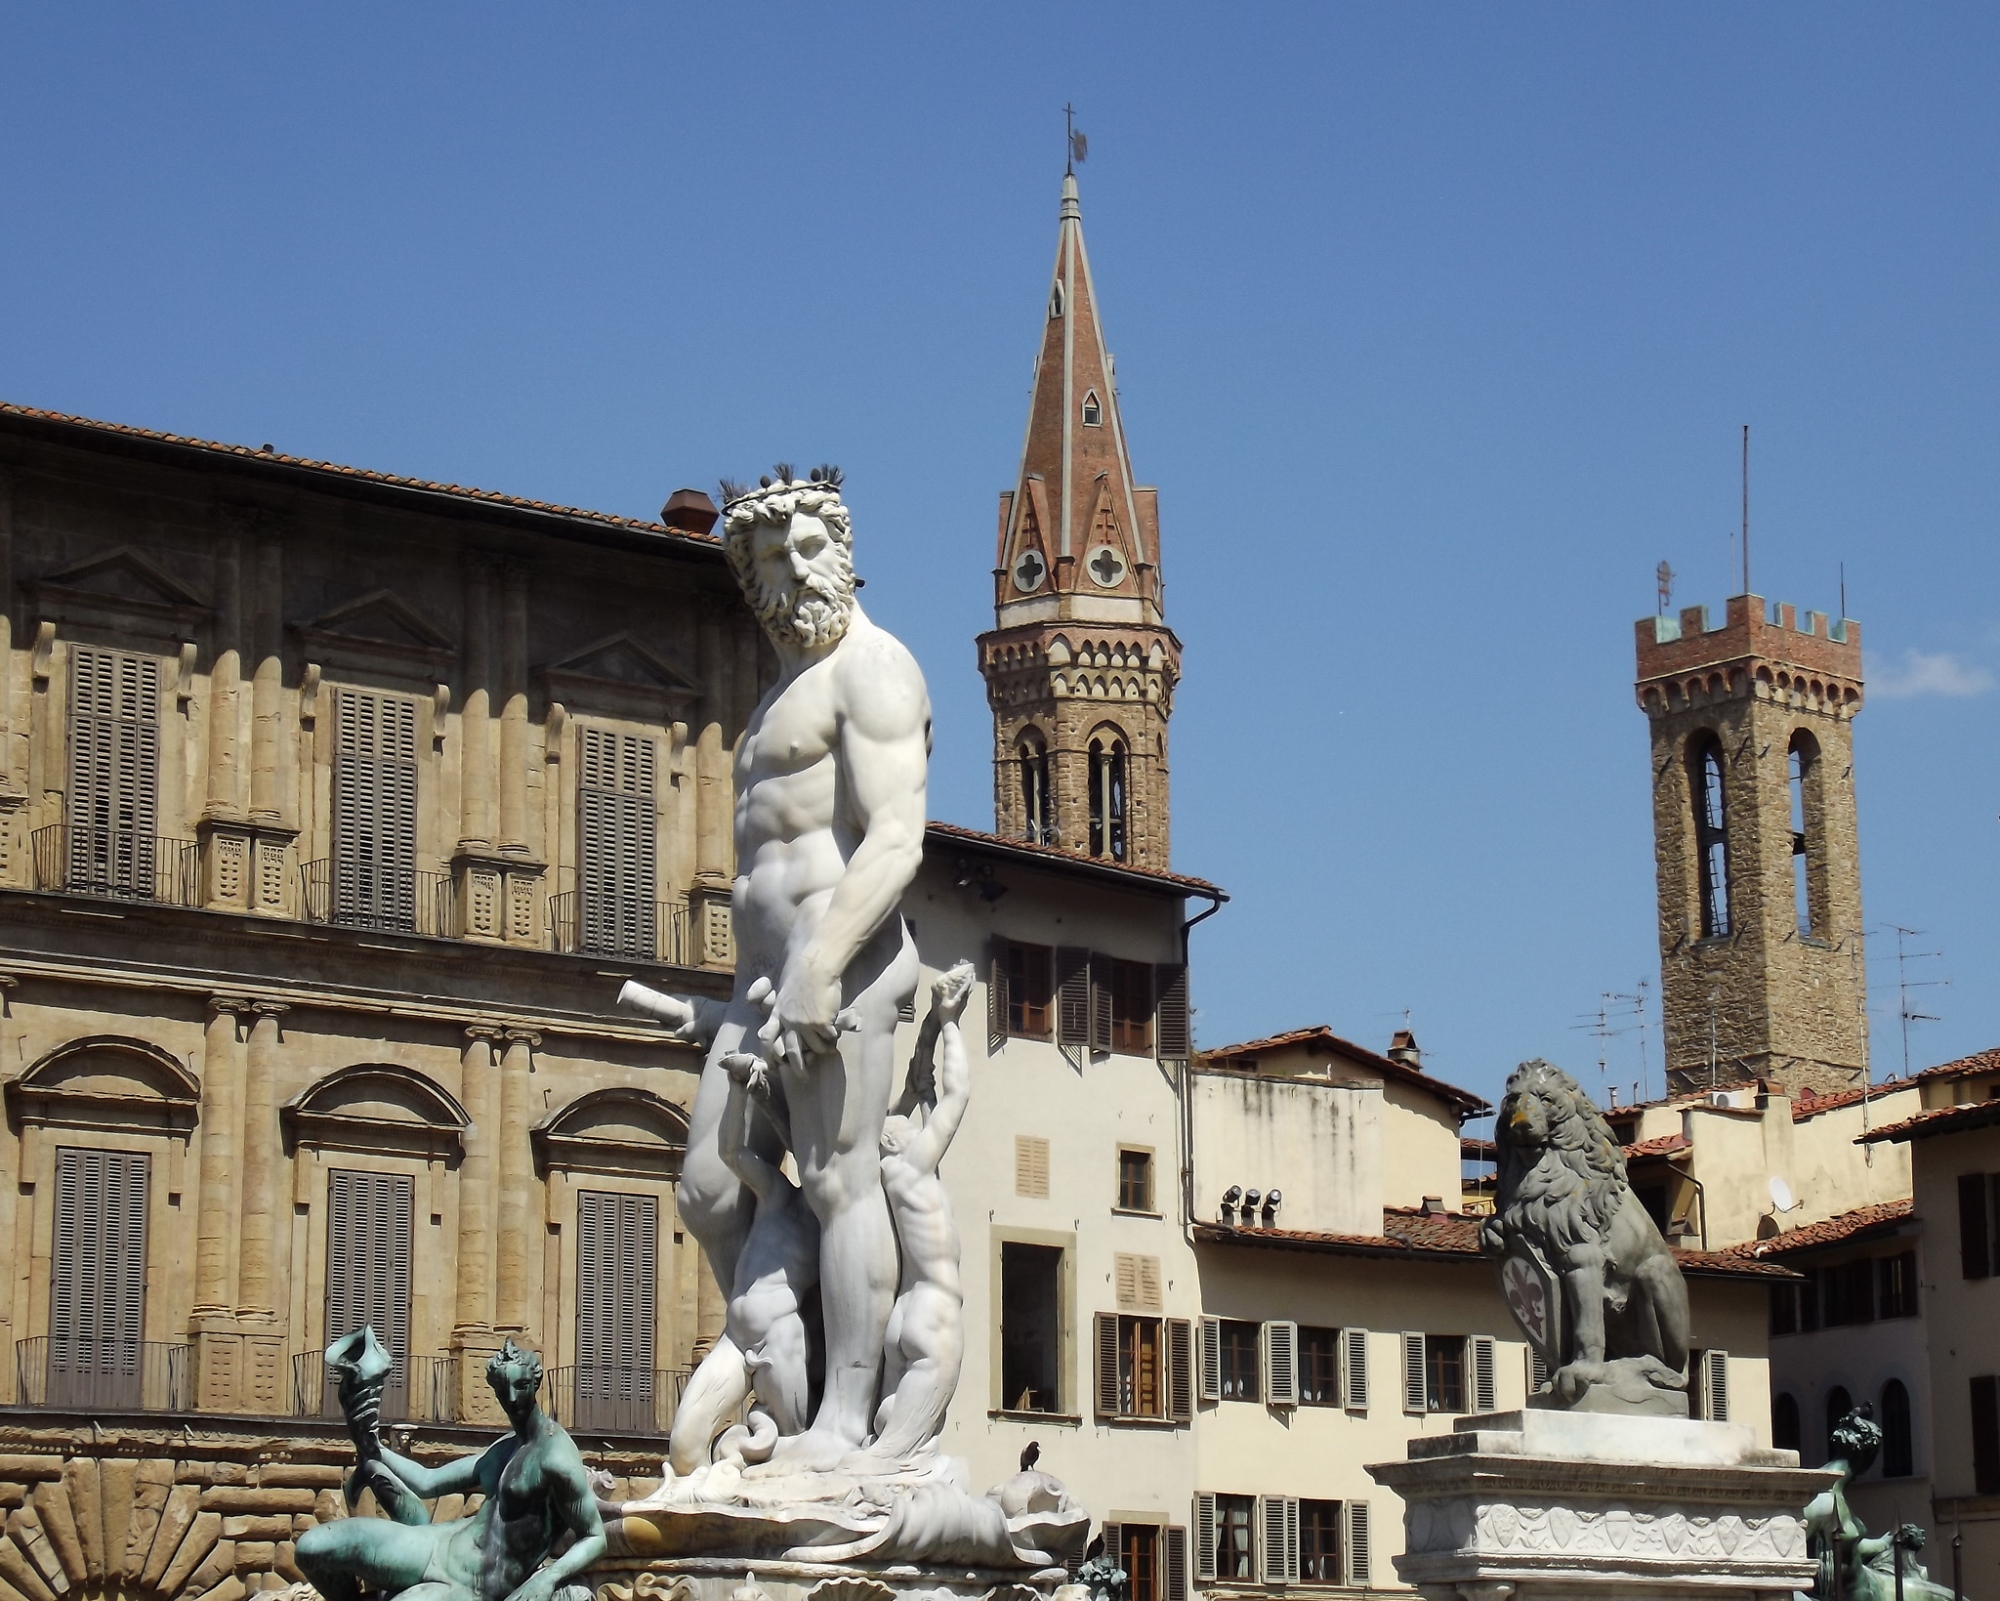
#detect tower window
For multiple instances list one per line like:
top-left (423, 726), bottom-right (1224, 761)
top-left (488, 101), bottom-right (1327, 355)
top-left (1018, 730), bottom-right (1054, 846)
top-left (1082, 389), bottom-right (1102, 427)
top-left (1881, 1378), bottom-right (1914, 1478)
top-left (1089, 736), bottom-right (1127, 861)
top-left (1688, 734), bottom-right (1731, 939)
top-left (1050, 281), bottom-right (1064, 318)
top-left (1788, 729), bottom-right (1822, 937)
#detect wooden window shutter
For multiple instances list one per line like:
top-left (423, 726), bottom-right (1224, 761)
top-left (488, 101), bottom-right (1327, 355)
top-left (987, 938), bottom-right (1011, 1054)
top-left (1163, 1526), bottom-right (1188, 1601)
top-left (1014, 1135), bottom-right (1050, 1199)
top-left (325, 1169), bottom-right (415, 1411)
top-left (1257, 1497), bottom-right (1291, 1585)
top-left (578, 729), bottom-right (658, 958)
top-left (1962, 1172), bottom-right (1993, 1280)
top-left (1094, 1312), bottom-right (1120, 1417)
top-left (1343, 1502), bottom-right (1371, 1587)
top-left (1472, 1335), bottom-right (1497, 1413)
top-left (1115, 1253), bottom-right (1162, 1313)
top-left (1056, 947), bottom-right (1091, 1047)
top-left (1154, 963), bottom-right (1190, 1063)
top-left (333, 690), bottom-right (419, 927)
top-left (1528, 1346), bottom-right (1551, 1396)
top-left (1972, 1375), bottom-right (2000, 1493)
top-left (1166, 1318), bottom-right (1193, 1421)
top-left (1199, 1316), bottom-right (1221, 1402)
top-left (1700, 1350), bottom-right (1730, 1422)
top-left (1088, 953), bottom-right (1113, 1053)
top-left (1101, 1526), bottom-right (1122, 1580)
top-left (1193, 1495), bottom-right (1218, 1583)
top-left (51, 1148), bottom-right (150, 1400)
top-left (1342, 1327), bottom-right (1370, 1410)
top-left (1402, 1332), bottom-right (1427, 1413)
top-left (1263, 1320), bottom-right (1298, 1408)
top-left (67, 645), bottom-right (161, 894)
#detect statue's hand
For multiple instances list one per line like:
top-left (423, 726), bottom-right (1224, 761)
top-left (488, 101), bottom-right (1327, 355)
top-left (931, 960), bottom-right (975, 1025)
top-left (501, 1571), bottom-right (557, 1601)
top-left (768, 957), bottom-right (848, 1069)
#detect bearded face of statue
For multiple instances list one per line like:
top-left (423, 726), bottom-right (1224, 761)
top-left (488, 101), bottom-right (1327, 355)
top-left (738, 508), bottom-right (856, 651)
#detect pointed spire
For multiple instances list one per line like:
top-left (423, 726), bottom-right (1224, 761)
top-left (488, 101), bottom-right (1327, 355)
top-left (996, 173), bottom-right (1160, 623)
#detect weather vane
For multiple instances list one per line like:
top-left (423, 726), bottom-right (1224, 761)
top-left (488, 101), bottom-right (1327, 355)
top-left (1065, 103), bottom-right (1088, 175)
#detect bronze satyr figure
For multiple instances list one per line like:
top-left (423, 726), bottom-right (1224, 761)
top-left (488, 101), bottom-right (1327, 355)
top-left (297, 1332), bottom-right (606, 1601)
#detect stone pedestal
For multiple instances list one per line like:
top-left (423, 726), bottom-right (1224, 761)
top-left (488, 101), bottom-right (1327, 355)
top-left (1368, 1409), bottom-right (1831, 1601)
top-left (591, 1560), bottom-right (1075, 1601)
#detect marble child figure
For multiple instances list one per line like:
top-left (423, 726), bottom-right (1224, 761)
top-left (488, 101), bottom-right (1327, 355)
top-left (618, 467), bottom-right (931, 1473)
top-left (297, 1337), bottom-right (606, 1601)
top-left (847, 961), bottom-right (974, 1470)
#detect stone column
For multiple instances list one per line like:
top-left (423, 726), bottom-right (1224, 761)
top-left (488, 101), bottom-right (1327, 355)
top-left (235, 1002), bottom-right (287, 1319)
top-left (452, 1025), bottom-right (504, 1422)
top-left (498, 568), bottom-right (528, 853)
top-left (459, 563), bottom-right (494, 850)
top-left (198, 530), bottom-right (251, 910)
top-left (689, 607), bottom-right (734, 967)
top-left (192, 996), bottom-right (250, 1409)
top-left (494, 1027), bottom-right (539, 1335)
top-left (249, 538), bottom-right (284, 823)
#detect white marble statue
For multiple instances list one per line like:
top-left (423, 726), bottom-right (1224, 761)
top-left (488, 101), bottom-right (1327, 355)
top-left (620, 467), bottom-right (931, 1467)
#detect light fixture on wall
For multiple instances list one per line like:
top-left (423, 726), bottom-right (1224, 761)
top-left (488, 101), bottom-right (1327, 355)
top-left (1220, 1184), bottom-right (1242, 1226)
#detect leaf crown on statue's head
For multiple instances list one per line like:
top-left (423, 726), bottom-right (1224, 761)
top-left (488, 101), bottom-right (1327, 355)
top-left (718, 465), bottom-right (852, 540)
top-left (486, 1337), bottom-right (544, 1390)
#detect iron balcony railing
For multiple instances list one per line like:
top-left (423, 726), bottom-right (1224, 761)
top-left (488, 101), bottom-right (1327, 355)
top-left (15, 1338), bottom-right (189, 1412)
top-left (546, 1365), bottom-right (689, 1436)
top-left (31, 826), bottom-right (200, 907)
top-left (299, 859), bottom-right (453, 937)
top-left (291, 1350), bottom-right (458, 1424)
top-left (547, 893), bottom-right (691, 966)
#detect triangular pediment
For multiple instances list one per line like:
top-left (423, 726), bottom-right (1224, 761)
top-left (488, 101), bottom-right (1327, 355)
top-left (43, 546), bottom-right (206, 609)
top-left (301, 589), bottom-right (453, 650)
top-left (544, 632), bottom-right (699, 696)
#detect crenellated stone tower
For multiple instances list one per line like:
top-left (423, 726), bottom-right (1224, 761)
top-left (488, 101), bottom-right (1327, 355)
top-left (1634, 595), bottom-right (1868, 1096)
top-left (978, 173), bottom-right (1181, 869)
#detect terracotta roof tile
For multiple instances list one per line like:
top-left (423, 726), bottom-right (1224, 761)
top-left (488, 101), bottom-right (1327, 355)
top-left (1623, 1133), bottom-right (1691, 1159)
top-left (1198, 1025), bottom-right (1491, 1115)
top-left (922, 820), bottom-right (1224, 897)
top-left (1193, 1210), bottom-right (1797, 1278)
top-left (1790, 1077), bottom-right (1918, 1121)
top-left (0, 402), bottom-right (714, 544)
top-left (1914, 1047), bottom-right (2000, 1084)
top-left (1725, 1199), bottom-right (1916, 1258)
top-left (1860, 1098), bottom-right (2000, 1145)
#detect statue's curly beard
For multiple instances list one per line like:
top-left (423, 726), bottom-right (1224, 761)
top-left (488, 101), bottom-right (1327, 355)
top-left (753, 567), bottom-right (856, 651)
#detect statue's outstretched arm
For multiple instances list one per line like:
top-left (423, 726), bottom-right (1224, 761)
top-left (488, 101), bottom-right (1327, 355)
top-left (618, 982), bottom-right (725, 1046)
top-left (902, 964), bottom-right (975, 1171)
top-left (375, 1436), bottom-right (499, 1501)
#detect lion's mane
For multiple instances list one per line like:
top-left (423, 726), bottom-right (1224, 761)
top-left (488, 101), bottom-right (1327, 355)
top-left (1490, 1059), bottom-right (1630, 1261)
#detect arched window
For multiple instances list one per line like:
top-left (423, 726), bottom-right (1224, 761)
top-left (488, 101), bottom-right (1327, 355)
top-left (1688, 734), bottom-right (1731, 938)
top-left (1018, 730), bottom-right (1054, 846)
top-left (1881, 1379), bottom-right (1913, 1477)
top-left (1788, 728), bottom-right (1822, 937)
top-left (1088, 735), bottom-right (1127, 861)
top-left (1825, 1386), bottom-right (1853, 1465)
top-left (1772, 1392), bottom-right (1801, 1454)
top-left (1050, 280), bottom-right (1065, 318)
top-left (1082, 389), bottom-right (1102, 427)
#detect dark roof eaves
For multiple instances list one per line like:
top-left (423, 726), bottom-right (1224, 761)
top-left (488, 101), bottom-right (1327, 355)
top-left (922, 821), bottom-right (1226, 900)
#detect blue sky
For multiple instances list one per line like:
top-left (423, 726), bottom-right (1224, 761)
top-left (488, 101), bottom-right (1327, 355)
top-left (6, 6), bottom-right (1998, 1112)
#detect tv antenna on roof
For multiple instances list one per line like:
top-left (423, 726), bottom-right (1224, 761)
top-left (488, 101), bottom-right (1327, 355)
top-left (1656, 560), bottom-right (1674, 617)
top-left (1741, 424), bottom-right (1751, 597)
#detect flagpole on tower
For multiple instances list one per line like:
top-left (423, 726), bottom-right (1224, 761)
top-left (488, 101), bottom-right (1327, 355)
top-left (1064, 104), bottom-right (1087, 175)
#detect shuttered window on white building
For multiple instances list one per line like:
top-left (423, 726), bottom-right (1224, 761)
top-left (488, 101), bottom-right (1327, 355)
top-left (324, 1169), bottom-right (414, 1417)
top-left (48, 1148), bottom-right (150, 1406)
top-left (1262, 1320), bottom-right (1298, 1408)
top-left (1343, 1501), bottom-right (1372, 1586)
top-left (577, 728), bottom-right (658, 958)
top-left (1341, 1327), bottom-right (1370, 1411)
top-left (332, 690), bottom-right (419, 927)
top-left (1472, 1334), bottom-right (1497, 1413)
top-left (1257, 1496), bottom-right (1300, 1584)
top-left (66, 645), bottom-right (161, 893)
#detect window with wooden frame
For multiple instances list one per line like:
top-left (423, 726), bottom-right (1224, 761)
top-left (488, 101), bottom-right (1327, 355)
top-left (574, 1191), bottom-right (659, 1432)
top-left (1217, 1319), bottom-right (1259, 1402)
top-left (1108, 959), bottom-right (1153, 1053)
top-left (989, 940), bottom-right (1055, 1044)
top-left (325, 1168), bottom-right (414, 1420)
top-left (577, 728), bottom-right (659, 960)
top-left (1214, 1494), bottom-right (1254, 1581)
top-left (64, 645), bottom-right (162, 898)
top-left (331, 689), bottom-right (420, 930)
top-left (1298, 1325), bottom-right (1340, 1405)
top-left (1102, 1522), bottom-right (1186, 1601)
top-left (47, 1147), bottom-right (150, 1409)
top-left (999, 1241), bottom-right (1063, 1413)
top-left (1879, 1250), bottom-right (1919, 1319)
top-left (1094, 1312), bottom-right (1192, 1422)
top-left (1298, 1500), bottom-right (1342, 1583)
top-left (1117, 1147), bottom-right (1154, 1213)
top-left (1402, 1333), bottom-right (1496, 1414)
top-left (1958, 1173), bottom-right (1998, 1280)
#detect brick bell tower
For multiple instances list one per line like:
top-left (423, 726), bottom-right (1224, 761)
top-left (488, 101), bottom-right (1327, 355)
top-left (1634, 594), bottom-right (1868, 1096)
top-left (978, 172), bottom-right (1181, 869)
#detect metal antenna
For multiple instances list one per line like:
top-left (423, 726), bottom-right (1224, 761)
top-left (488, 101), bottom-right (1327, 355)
top-left (1839, 560), bottom-right (1847, 619)
top-left (1656, 560), bottom-right (1674, 617)
top-left (1741, 424), bottom-right (1751, 597)
top-left (1887, 924), bottom-right (1946, 1079)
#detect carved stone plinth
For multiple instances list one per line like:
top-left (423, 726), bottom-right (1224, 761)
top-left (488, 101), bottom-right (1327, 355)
top-left (1368, 1410), bottom-right (1832, 1601)
top-left (591, 1559), bottom-right (1078, 1601)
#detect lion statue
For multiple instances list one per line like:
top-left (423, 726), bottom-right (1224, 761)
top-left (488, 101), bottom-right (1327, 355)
top-left (1478, 1059), bottom-right (1692, 1412)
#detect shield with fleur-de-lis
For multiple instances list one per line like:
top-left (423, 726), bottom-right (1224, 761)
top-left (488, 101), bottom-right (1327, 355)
top-left (1499, 1240), bottom-right (1564, 1377)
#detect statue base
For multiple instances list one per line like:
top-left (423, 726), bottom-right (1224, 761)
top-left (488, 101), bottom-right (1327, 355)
top-left (593, 1557), bottom-right (1077, 1601)
top-left (1367, 1409), bottom-right (1833, 1601)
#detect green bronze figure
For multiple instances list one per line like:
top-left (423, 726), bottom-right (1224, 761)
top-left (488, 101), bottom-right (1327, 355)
top-left (297, 1331), bottom-right (607, 1601)
top-left (1804, 1409), bottom-right (1957, 1601)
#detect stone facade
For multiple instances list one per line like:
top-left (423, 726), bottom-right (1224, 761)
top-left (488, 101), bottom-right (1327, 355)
top-left (1634, 595), bottom-right (1867, 1096)
top-left (978, 175), bottom-right (1180, 872)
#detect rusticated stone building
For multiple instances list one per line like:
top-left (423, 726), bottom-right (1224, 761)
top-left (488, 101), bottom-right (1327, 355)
top-left (1634, 595), bottom-right (1867, 1095)
top-left (0, 403), bottom-right (765, 1440)
top-left (978, 173), bottom-right (1181, 871)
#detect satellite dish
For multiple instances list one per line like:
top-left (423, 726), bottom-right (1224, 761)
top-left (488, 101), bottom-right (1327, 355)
top-left (1769, 1175), bottom-right (1796, 1213)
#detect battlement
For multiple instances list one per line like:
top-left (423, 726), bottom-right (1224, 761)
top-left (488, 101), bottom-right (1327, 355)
top-left (1634, 593), bottom-right (1862, 685)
